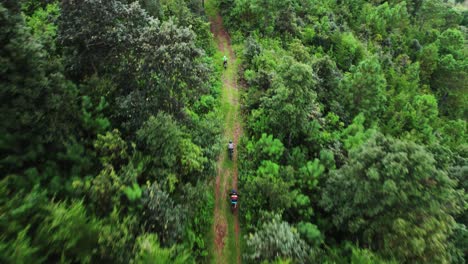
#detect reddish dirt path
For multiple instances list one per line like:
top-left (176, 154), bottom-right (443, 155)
top-left (210, 12), bottom-right (242, 264)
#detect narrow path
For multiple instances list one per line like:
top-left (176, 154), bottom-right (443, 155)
top-left (206, 1), bottom-right (242, 263)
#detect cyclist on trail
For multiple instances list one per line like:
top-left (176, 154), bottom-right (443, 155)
top-left (223, 55), bottom-right (228, 69)
top-left (230, 189), bottom-right (238, 209)
top-left (228, 140), bottom-right (234, 160)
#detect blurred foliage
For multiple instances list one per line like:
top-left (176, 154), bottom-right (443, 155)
top-left (1, 0), bottom-right (220, 262)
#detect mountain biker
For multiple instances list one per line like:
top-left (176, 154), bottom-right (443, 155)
top-left (223, 55), bottom-right (228, 68)
top-left (230, 189), bottom-right (238, 208)
top-left (228, 140), bottom-right (234, 159)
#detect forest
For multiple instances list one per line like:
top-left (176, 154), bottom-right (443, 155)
top-left (0, 0), bottom-right (467, 263)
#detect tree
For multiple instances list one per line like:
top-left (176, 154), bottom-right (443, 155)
top-left (341, 113), bottom-right (376, 151)
top-left (0, 227), bottom-right (41, 264)
top-left (245, 133), bottom-right (285, 167)
top-left (136, 113), bottom-right (207, 187)
top-left (297, 222), bottom-right (323, 247)
top-left (417, 43), bottom-right (438, 84)
top-left (136, 113), bottom-right (181, 180)
top-left (384, 94), bottom-right (439, 144)
top-left (132, 234), bottom-right (190, 264)
top-left (431, 28), bottom-right (467, 119)
top-left (333, 32), bottom-right (364, 70)
top-left (135, 19), bottom-right (210, 115)
top-left (37, 201), bottom-right (102, 263)
top-left (141, 184), bottom-right (186, 246)
top-left (321, 133), bottom-right (461, 263)
top-left (94, 129), bottom-right (129, 168)
top-left (0, 2), bottom-right (79, 184)
top-left (252, 57), bottom-right (319, 146)
top-left (59, 0), bottom-right (148, 79)
top-left (87, 165), bottom-right (123, 216)
top-left (339, 56), bottom-right (387, 122)
top-left (242, 161), bottom-right (294, 229)
top-left (244, 215), bottom-right (309, 263)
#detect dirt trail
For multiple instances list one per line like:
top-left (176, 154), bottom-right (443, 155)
top-left (209, 9), bottom-right (242, 264)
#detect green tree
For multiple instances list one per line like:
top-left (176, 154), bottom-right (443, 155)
top-left (242, 161), bottom-right (293, 229)
top-left (132, 234), bottom-right (190, 264)
top-left (333, 32), bottom-right (364, 70)
top-left (251, 57), bottom-right (318, 146)
top-left (341, 114), bottom-right (376, 151)
top-left (0, 227), bottom-right (41, 264)
top-left (297, 222), bottom-right (323, 247)
top-left (136, 113), bottom-right (206, 187)
top-left (59, 0), bottom-right (148, 78)
top-left (135, 19), bottom-right (210, 115)
top-left (37, 201), bottom-right (102, 263)
top-left (431, 28), bottom-right (468, 119)
top-left (136, 113), bottom-right (181, 180)
top-left (141, 184), bottom-right (186, 246)
top-left (339, 57), bottom-right (387, 122)
top-left (244, 215), bottom-right (309, 263)
top-left (384, 94), bottom-right (439, 144)
top-left (0, 3), bottom-right (79, 182)
top-left (94, 129), bottom-right (129, 168)
top-left (321, 133), bottom-right (461, 263)
top-left (245, 133), bottom-right (285, 167)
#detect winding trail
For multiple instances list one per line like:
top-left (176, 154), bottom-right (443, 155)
top-left (206, 1), bottom-right (242, 263)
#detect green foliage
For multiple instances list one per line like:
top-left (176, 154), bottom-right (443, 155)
top-left (1, 1), bottom-right (221, 262)
top-left (298, 159), bottom-right (323, 187)
top-left (439, 119), bottom-right (467, 152)
top-left (182, 183), bottom-right (214, 259)
top-left (136, 113), bottom-right (208, 187)
top-left (385, 94), bottom-right (439, 144)
top-left (2, 0), bottom-right (467, 263)
top-left (250, 56), bottom-right (319, 146)
top-left (1, 2), bottom-right (78, 178)
top-left (0, 227), bottom-right (42, 264)
top-left (321, 133), bottom-right (461, 262)
top-left (242, 161), bottom-right (293, 229)
top-left (97, 210), bottom-right (138, 263)
top-left (447, 223), bottom-right (468, 264)
top-left (223, 0), bottom-right (467, 262)
top-left (24, 3), bottom-right (59, 52)
top-left (297, 222), bottom-right (323, 247)
top-left (179, 138), bottom-right (207, 177)
top-left (124, 183), bottom-right (143, 202)
top-left (37, 201), bottom-right (102, 263)
top-left (132, 234), bottom-right (191, 264)
top-left (341, 114), bottom-right (376, 151)
top-left (81, 96), bottom-right (110, 134)
top-left (137, 113), bottom-right (182, 170)
top-left (94, 129), bottom-right (128, 167)
top-left (142, 184), bottom-right (186, 246)
top-left (439, 28), bottom-right (465, 59)
top-left (85, 165), bottom-right (123, 216)
top-left (339, 56), bottom-right (387, 121)
top-left (244, 215), bottom-right (309, 263)
top-left (333, 32), bottom-right (365, 70)
top-left (350, 247), bottom-right (396, 264)
top-left (246, 133), bottom-right (285, 167)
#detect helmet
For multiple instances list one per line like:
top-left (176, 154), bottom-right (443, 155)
top-left (229, 140), bottom-right (232, 143)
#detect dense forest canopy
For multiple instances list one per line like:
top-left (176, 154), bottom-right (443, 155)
top-left (1, 0), bottom-right (219, 262)
top-left (0, 0), bottom-right (467, 263)
top-left (218, 0), bottom-right (467, 262)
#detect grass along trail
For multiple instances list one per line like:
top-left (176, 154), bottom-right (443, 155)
top-left (206, 0), bottom-right (242, 263)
